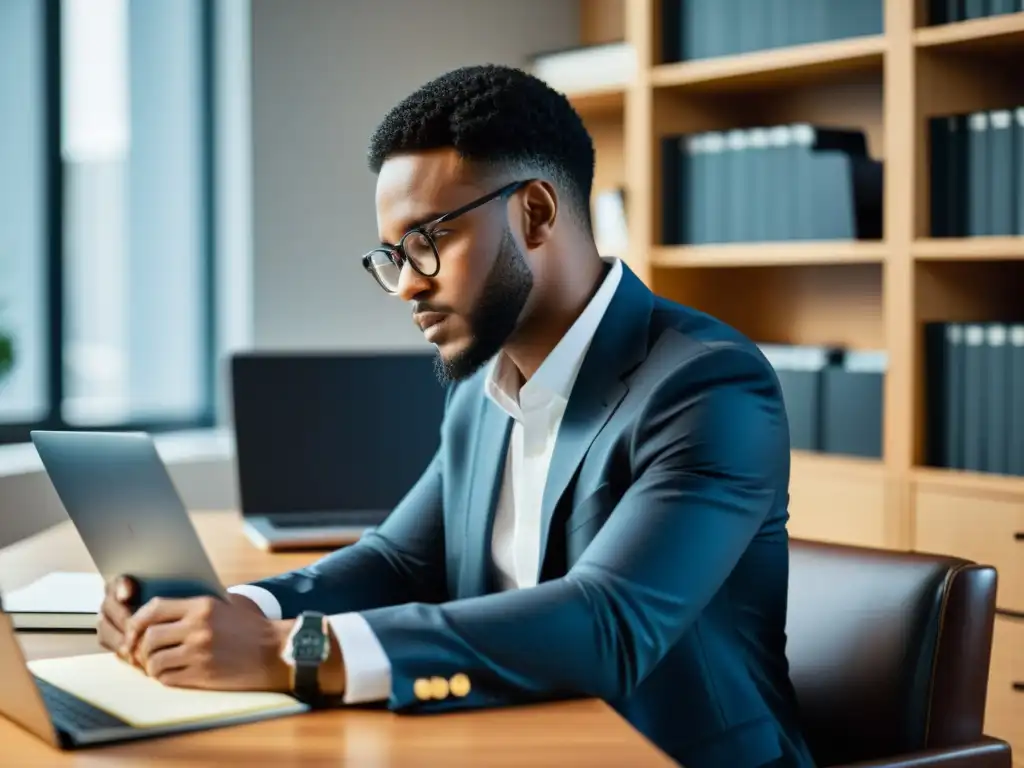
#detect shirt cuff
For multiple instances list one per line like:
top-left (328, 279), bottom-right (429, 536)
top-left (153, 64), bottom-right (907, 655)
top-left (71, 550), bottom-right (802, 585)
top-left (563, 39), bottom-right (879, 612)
top-left (227, 585), bottom-right (282, 621)
top-left (327, 613), bottom-right (392, 704)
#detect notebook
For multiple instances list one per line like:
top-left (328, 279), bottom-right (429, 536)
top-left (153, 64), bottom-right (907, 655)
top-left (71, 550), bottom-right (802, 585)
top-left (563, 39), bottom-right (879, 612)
top-left (3, 572), bottom-right (105, 631)
top-left (28, 652), bottom-right (303, 729)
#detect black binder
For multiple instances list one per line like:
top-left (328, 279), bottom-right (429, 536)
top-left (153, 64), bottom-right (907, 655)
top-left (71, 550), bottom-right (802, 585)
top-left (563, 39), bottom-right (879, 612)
top-left (962, 324), bottom-right (987, 472)
top-left (758, 343), bottom-right (842, 451)
top-left (985, 323), bottom-right (1010, 475)
top-left (821, 350), bottom-right (886, 458)
top-left (1009, 324), bottom-right (1024, 476)
top-left (924, 322), bottom-right (966, 470)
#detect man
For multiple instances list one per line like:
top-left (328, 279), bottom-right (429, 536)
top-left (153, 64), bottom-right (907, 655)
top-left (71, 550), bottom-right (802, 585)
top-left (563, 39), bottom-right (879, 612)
top-left (99, 64), bottom-right (815, 767)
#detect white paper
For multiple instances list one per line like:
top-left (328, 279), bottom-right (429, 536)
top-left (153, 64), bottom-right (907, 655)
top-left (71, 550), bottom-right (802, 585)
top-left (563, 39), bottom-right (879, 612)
top-left (3, 572), bottom-right (105, 614)
top-left (29, 653), bottom-right (303, 728)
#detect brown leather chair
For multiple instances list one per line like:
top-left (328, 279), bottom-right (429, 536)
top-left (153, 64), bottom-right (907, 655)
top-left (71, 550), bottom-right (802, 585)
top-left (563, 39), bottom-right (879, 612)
top-left (786, 538), bottom-right (1013, 767)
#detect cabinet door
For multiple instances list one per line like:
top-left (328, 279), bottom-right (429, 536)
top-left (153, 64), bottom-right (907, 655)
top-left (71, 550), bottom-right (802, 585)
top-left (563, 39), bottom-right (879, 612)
top-left (914, 483), bottom-right (1024, 613)
top-left (986, 616), bottom-right (1024, 766)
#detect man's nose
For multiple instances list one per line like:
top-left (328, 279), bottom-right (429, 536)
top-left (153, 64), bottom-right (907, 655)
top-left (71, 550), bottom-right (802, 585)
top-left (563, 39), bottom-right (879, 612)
top-left (395, 260), bottom-right (432, 301)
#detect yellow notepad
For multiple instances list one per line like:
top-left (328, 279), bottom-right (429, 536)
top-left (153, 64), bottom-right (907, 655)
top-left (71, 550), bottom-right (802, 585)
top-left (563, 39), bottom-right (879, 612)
top-left (27, 653), bottom-right (306, 729)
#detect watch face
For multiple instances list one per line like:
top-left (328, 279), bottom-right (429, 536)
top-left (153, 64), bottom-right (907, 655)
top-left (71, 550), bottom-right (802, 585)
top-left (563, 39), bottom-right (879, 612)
top-left (292, 626), bottom-right (325, 662)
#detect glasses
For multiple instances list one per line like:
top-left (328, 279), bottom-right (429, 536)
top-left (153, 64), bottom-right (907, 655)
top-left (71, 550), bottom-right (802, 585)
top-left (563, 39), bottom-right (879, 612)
top-left (361, 179), bottom-right (531, 294)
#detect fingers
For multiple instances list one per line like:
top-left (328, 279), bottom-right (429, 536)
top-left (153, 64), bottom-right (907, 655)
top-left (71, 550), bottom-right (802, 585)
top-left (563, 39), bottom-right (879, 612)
top-left (100, 578), bottom-right (135, 634)
top-left (98, 577), bottom-right (135, 658)
top-left (135, 620), bottom-right (189, 668)
top-left (114, 575), bottom-right (137, 606)
top-left (123, 597), bottom-right (192, 655)
top-left (144, 642), bottom-right (188, 681)
top-left (101, 595), bottom-right (131, 635)
top-left (96, 614), bottom-right (126, 658)
top-left (154, 667), bottom-right (203, 689)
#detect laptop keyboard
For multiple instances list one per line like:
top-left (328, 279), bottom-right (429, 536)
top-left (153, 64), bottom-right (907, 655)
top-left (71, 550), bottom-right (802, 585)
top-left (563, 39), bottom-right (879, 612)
top-left (269, 511), bottom-right (383, 528)
top-left (35, 676), bottom-right (129, 733)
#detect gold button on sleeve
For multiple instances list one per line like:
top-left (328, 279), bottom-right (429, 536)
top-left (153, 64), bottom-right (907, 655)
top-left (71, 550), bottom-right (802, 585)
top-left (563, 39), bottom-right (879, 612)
top-left (413, 678), bottom-right (432, 701)
top-left (449, 673), bottom-right (471, 697)
top-left (429, 676), bottom-right (449, 699)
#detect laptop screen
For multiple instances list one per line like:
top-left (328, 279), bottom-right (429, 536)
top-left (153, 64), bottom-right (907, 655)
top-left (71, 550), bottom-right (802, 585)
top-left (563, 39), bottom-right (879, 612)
top-left (229, 352), bottom-right (447, 517)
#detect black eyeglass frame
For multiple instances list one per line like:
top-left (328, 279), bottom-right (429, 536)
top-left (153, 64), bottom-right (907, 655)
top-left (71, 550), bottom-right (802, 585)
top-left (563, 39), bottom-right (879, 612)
top-left (361, 179), bottom-right (532, 293)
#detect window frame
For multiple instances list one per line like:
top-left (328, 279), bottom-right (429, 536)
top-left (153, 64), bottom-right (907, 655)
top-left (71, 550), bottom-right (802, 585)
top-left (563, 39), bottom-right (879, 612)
top-left (0, 0), bottom-right (219, 446)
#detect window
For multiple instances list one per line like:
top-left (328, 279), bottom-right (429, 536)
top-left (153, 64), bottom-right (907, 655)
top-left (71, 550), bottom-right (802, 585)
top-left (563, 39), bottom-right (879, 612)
top-left (0, 0), bottom-right (217, 444)
top-left (0, 0), bottom-right (48, 426)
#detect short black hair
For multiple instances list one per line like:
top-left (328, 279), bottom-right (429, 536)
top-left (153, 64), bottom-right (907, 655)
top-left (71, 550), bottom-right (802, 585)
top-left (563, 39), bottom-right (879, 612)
top-left (367, 64), bottom-right (595, 228)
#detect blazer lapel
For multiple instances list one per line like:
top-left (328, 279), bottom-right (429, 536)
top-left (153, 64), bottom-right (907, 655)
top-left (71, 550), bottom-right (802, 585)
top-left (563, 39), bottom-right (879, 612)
top-left (536, 265), bottom-right (653, 580)
top-left (458, 399), bottom-right (512, 598)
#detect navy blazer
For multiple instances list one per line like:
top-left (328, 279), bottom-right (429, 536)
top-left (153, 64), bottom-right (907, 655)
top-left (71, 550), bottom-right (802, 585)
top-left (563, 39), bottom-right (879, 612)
top-left (250, 263), bottom-right (816, 768)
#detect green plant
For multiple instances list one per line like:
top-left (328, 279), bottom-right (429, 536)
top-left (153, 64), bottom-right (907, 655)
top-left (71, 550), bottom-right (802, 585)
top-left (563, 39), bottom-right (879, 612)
top-left (0, 329), bottom-right (12, 380)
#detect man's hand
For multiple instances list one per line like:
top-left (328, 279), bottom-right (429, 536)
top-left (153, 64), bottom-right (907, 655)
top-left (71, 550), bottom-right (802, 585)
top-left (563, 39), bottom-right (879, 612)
top-left (96, 575), bottom-right (137, 662)
top-left (120, 593), bottom-right (292, 691)
top-left (97, 576), bottom-right (268, 663)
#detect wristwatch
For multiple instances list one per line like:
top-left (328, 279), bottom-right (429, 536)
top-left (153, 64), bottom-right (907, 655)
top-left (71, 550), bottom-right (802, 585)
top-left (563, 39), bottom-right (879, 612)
top-left (282, 611), bottom-right (330, 705)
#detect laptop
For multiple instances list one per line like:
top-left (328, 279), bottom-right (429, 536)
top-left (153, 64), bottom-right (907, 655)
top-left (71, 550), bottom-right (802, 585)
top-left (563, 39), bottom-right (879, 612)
top-left (0, 601), bottom-right (306, 749)
top-left (29, 430), bottom-right (226, 599)
top-left (230, 352), bottom-right (447, 551)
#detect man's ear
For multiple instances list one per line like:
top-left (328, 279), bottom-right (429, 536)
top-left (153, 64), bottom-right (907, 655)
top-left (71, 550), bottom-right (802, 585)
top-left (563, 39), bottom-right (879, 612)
top-left (519, 180), bottom-right (558, 249)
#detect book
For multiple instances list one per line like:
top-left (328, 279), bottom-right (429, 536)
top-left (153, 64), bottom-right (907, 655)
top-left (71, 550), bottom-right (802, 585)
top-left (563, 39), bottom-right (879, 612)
top-left (3, 572), bottom-right (104, 631)
top-left (592, 188), bottom-right (628, 257)
top-left (28, 652), bottom-right (305, 729)
top-left (528, 42), bottom-right (635, 95)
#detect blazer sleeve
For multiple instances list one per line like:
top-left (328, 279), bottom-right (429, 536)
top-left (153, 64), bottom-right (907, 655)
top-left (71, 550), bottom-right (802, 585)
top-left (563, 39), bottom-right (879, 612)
top-left (354, 344), bottom-right (788, 712)
top-left (242, 399), bottom-right (453, 618)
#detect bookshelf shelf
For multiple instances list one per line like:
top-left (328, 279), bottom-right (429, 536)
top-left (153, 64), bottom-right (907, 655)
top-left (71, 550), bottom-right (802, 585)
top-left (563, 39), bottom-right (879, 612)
top-left (651, 242), bottom-right (888, 268)
top-left (566, 85), bottom-right (626, 117)
top-left (913, 466), bottom-right (1024, 499)
top-left (914, 12), bottom-right (1024, 53)
top-left (650, 35), bottom-right (886, 93)
top-left (792, 449), bottom-right (884, 476)
top-left (912, 237), bottom-right (1024, 260)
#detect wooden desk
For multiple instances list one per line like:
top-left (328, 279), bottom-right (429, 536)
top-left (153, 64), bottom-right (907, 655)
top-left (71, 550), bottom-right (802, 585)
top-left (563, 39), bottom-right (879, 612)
top-left (0, 511), bottom-right (674, 767)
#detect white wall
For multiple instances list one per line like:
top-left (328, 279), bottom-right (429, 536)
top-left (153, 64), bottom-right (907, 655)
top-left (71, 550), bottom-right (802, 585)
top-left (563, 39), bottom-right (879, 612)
top-left (250, 0), bottom-right (581, 350)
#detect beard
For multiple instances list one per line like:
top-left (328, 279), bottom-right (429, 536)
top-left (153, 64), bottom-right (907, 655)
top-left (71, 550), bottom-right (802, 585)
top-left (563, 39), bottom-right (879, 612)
top-left (433, 227), bottom-right (533, 384)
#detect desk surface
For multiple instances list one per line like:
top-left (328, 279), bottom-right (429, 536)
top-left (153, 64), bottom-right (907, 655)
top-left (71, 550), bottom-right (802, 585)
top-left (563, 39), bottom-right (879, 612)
top-left (0, 511), bottom-right (673, 767)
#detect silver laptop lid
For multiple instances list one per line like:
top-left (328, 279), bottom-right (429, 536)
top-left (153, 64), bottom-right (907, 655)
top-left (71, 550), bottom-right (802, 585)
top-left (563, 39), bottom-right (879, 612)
top-left (29, 431), bottom-right (225, 597)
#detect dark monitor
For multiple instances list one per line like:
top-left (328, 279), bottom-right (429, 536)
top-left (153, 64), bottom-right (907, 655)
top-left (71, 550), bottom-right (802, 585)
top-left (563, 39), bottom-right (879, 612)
top-left (229, 351), bottom-right (447, 518)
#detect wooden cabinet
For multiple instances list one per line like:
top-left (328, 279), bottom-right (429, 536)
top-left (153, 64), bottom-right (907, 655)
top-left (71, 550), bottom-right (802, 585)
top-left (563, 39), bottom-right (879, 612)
top-left (987, 616), bottom-right (1024, 767)
top-left (913, 478), bottom-right (1024, 760)
top-left (565, 1), bottom-right (1024, 752)
top-left (914, 475), bottom-right (1024, 613)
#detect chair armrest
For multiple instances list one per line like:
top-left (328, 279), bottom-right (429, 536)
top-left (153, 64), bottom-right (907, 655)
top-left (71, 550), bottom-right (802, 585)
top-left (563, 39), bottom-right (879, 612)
top-left (839, 737), bottom-right (1012, 768)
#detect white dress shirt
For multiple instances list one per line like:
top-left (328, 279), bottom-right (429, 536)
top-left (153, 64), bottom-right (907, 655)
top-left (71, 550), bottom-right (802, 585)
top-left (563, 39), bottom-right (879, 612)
top-left (230, 256), bottom-right (623, 704)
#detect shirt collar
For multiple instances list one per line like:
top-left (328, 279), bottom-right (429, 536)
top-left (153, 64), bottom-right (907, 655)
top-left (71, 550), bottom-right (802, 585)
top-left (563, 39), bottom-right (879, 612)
top-left (485, 256), bottom-right (623, 420)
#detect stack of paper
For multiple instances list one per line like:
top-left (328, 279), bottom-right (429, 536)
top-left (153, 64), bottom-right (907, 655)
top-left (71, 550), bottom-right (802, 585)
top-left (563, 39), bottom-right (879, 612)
top-left (3, 572), bottom-right (105, 630)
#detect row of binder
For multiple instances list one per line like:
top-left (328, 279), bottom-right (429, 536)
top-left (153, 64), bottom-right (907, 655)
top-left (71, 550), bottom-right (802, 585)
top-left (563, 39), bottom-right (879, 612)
top-left (930, 108), bottom-right (1024, 237)
top-left (661, 124), bottom-right (883, 245)
top-left (929, 0), bottom-right (1023, 24)
top-left (661, 0), bottom-right (882, 62)
top-left (757, 344), bottom-right (886, 459)
top-left (925, 322), bottom-right (1024, 476)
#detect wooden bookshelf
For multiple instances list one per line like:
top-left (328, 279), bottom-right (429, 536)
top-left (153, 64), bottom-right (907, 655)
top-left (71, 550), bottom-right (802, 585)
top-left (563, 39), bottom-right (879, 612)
top-left (650, 34), bottom-right (886, 92)
top-left (914, 11), bottom-right (1024, 52)
top-left (651, 241), bottom-right (888, 267)
top-left (912, 236), bottom-right (1024, 260)
top-left (566, 2), bottom-right (1024, 755)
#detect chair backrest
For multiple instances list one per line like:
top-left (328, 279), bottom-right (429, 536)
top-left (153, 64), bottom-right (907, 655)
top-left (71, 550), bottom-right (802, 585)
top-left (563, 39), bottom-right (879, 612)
top-left (786, 538), bottom-right (997, 766)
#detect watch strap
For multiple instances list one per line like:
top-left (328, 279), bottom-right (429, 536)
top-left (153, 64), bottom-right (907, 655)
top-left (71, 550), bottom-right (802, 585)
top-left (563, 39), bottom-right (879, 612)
top-left (290, 612), bottom-right (328, 706)
top-left (294, 658), bottom-right (322, 704)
